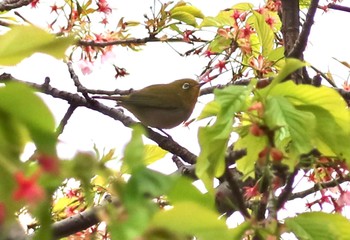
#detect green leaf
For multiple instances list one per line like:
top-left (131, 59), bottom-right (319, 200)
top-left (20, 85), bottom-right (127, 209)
top-left (208, 35), bottom-right (232, 53)
top-left (151, 201), bottom-right (233, 240)
top-left (297, 105), bottom-right (350, 161)
top-left (114, 169), bottom-right (175, 240)
top-left (248, 11), bottom-right (274, 56)
top-left (269, 82), bottom-right (350, 134)
top-left (167, 177), bottom-right (214, 209)
top-left (122, 143), bottom-right (167, 173)
top-left (0, 111), bottom-right (28, 160)
top-left (144, 144), bottom-right (168, 166)
top-left (197, 100), bottom-right (220, 120)
top-left (267, 47), bottom-right (285, 61)
top-left (200, 10), bottom-right (235, 28)
top-left (231, 3), bottom-right (254, 11)
top-left (123, 125), bottom-right (146, 172)
top-left (170, 5), bottom-right (204, 19)
top-left (265, 96), bottom-right (315, 155)
top-left (0, 82), bottom-right (56, 154)
top-left (170, 11), bottom-right (197, 27)
top-left (285, 212), bottom-right (350, 240)
top-left (235, 129), bottom-right (268, 178)
top-left (0, 25), bottom-right (76, 66)
top-left (196, 86), bottom-right (251, 192)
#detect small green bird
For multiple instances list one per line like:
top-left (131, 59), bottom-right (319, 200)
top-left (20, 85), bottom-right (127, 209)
top-left (93, 79), bottom-right (204, 129)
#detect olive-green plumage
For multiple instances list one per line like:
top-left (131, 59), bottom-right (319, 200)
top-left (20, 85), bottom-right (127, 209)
top-left (94, 79), bottom-right (202, 129)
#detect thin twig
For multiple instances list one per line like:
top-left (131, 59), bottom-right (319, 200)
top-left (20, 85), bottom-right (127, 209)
top-left (78, 36), bottom-right (207, 48)
top-left (224, 166), bottom-right (251, 219)
top-left (56, 105), bottom-right (78, 136)
top-left (67, 62), bottom-right (91, 100)
top-left (327, 3), bottom-right (350, 13)
top-left (276, 169), bottom-right (299, 210)
top-left (289, 176), bottom-right (350, 200)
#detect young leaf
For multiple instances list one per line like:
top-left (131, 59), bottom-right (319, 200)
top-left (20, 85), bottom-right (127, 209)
top-left (248, 11), bottom-right (274, 56)
top-left (151, 201), bottom-right (233, 240)
top-left (167, 177), bottom-right (214, 209)
top-left (285, 212), bottom-right (350, 240)
top-left (144, 144), bottom-right (168, 166)
top-left (123, 125), bottom-right (146, 172)
top-left (196, 86), bottom-right (251, 192)
top-left (0, 25), bottom-right (76, 66)
top-left (200, 10), bottom-right (235, 28)
top-left (0, 82), bottom-right (56, 154)
top-left (265, 96), bottom-right (315, 155)
top-left (235, 130), bottom-right (268, 178)
top-left (170, 11), bottom-right (197, 26)
top-left (269, 81), bottom-right (350, 133)
top-left (170, 5), bottom-right (204, 19)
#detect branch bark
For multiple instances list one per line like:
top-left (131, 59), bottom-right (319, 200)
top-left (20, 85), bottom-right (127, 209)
top-left (0, 73), bottom-right (198, 164)
top-left (0, 0), bottom-right (31, 11)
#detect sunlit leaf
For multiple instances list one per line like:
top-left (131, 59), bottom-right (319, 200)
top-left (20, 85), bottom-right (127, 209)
top-left (0, 25), bottom-right (76, 66)
top-left (285, 212), bottom-right (350, 240)
top-left (152, 201), bottom-right (233, 240)
top-left (208, 35), bottom-right (232, 53)
top-left (197, 86), bottom-right (251, 192)
top-left (197, 100), bottom-right (220, 120)
top-left (269, 81), bottom-right (350, 134)
top-left (235, 129), bottom-right (268, 178)
top-left (170, 11), bottom-right (197, 27)
top-left (248, 11), bottom-right (274, 56)
top-left (144, 144), bottom-right (168, 165)
top-left (170, 5), bottom-right (204, 19)
top-left (200, 10), bottom-right (235, 28)
top-left (232, 2), bottom-right (254, 10)
top-left (265, 96), bottom-right (315, 155)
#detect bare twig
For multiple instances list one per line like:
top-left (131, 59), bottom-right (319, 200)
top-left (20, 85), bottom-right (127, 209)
top-left (67, 62), bottom-right (91, 100)
top-left (289, 176), bottom-right (350, 200)
top-left (56, 105), bottom-right (78, 136)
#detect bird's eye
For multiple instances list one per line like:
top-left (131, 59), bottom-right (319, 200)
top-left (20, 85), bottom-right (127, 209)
top-left (182, 82), bottom-right (190, 90)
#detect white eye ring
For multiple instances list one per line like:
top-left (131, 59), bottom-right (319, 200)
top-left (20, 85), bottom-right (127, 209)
top-left (182, 82), bottom-right (190, 89)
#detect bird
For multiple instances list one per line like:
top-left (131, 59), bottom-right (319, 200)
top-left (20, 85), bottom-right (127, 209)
top-left (93, 78), bottom-right (204, 129)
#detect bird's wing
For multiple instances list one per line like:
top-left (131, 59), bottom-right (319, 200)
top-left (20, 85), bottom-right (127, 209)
top-left (123, 88), bottom-right (180, 109)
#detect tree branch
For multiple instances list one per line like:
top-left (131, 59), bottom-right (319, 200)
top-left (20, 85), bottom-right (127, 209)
top-left (224, 166), bottom-right (251, 219)
top-left (0, 0), bottom-right (31, 11)
top-left (289, 176), bottom-right (350, 200)
top-left (0, 73), bottom-right (198, 164)
top-left (327, 3), bottom-right (350, 13)
top-left (288, 0), bottom-right (320, 59)
top-left (276, 169), bottom-right (299, 210)
top-left (78, 36), bottom-right (207, 48)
